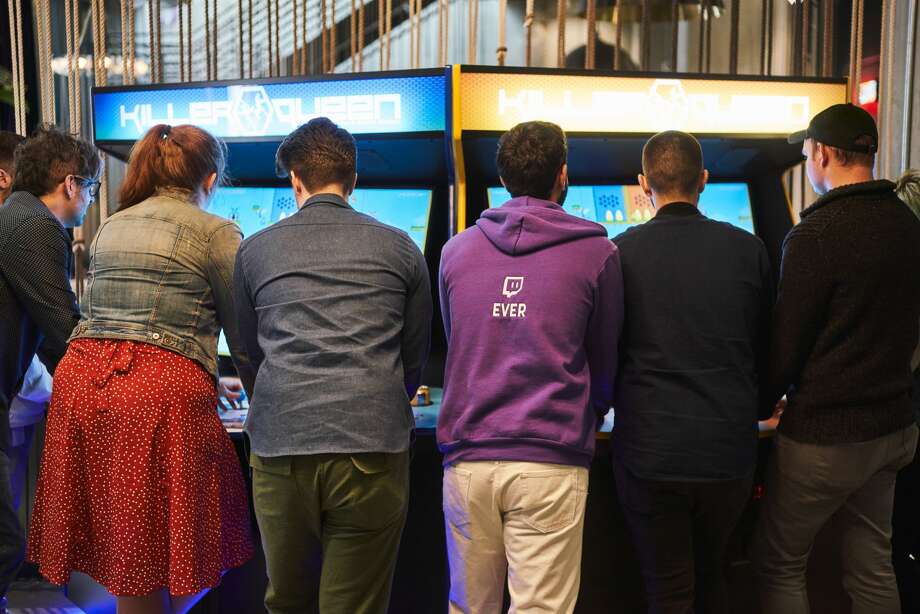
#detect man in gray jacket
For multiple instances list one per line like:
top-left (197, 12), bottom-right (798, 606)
top-left (233, 117), bottom-right (432, 614)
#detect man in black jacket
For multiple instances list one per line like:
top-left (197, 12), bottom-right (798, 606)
top-left (0, 126), bottom-right (100, 611)
top-left (756, 104), bottom-right (920, 614)
top-left (612, 131), bottom-right (773, 614)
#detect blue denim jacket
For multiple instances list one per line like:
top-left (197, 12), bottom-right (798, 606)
top-left (71, 189), bottom-right (254, 389)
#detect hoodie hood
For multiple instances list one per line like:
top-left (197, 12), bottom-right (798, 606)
top-left (475, 195), bottom-right (608, 255)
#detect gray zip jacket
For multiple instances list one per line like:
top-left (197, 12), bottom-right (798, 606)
top-left (71, 188), bottom-right (254, 390)
top-left (233, 193), bottom-right (432, 457)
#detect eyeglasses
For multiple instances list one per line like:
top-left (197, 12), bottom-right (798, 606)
top-left (72, 175), bottom-right (101, 201)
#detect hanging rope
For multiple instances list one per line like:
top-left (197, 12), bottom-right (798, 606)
top-left (7, 0), bottom-right (24, 136)
top-left (409, 0), bottom-right (414, 67)
top-left (729, 0), bottom-right (739, 74)
top-left (387, 0), bottom-right (394, 69)
top-left (697, 0), bottom-right (705, 71)
top-left (275, 0), bottom-right (281, 75)
top-left (585, 0), bottom-right (596, 69)
top-left (802, 0), bottom-right (809, 75)
top-left (760, 0), bottom-right (767, 74)
top-left (331, 0), bottom-right (337, 72)
top-left (854, 0), bottom-right (864, 97)
top-left (267, 0), bottom-right (274, 76)
top-left (766, 0), bottom-right (773, 75)
top-left (92, 0), bottom-right (103, 87)
top-left (294, 0), bottom-right (300, 73)
top-left (416, 0), bottom-right (423, 67)
top-left (147, 0), bottom-right (155, 81)
top-left (155, 0), bottom-right (162, 81)
top-left (671, 0), bottom-right (678, 71)
top-left (121, 0), bottom-right (128, 81)
top-left (468, 0), bottom-right (477, 64)
top-left (882, 0), bottom-right (897, 177)
top-left (443, 0), bottom-right (449, 67)
top-left (642, 0), bottom-right (651, 70)
top-left (556, 0), bottom-right (565, 67)
top-left (74, 0), bottom-right (83, 134)
top-left (321, 0), bottom-right (329, 72)
top-left (127, 0), bottom-right (136, 84)
top-left (822, 0), bottom-right (833, 77)
top-left (248, 0), bottom-right (254, 77)
top-left (358, 0), bottom-right (365, 70)
top-left (211, 0), bottom-right (218, 79)
top-left (378, 0), bottom-right (383, 69)
top-left (204, 0), bottom-right (212, 79)
top-left (524, 0), bottom-right (533, 66)
top-left (185, 0), bottom-right (192, 79)
top-left (614, 3), bottom-right (622, 70)
top-left (179, 0), bottom-right (185, 80)
top-left (350, 0), bottom-right (357, 71)
top-left (65, 0), bottom-right (76, 132)
top-left (708, 0), bottom-right (712, 73)
top-left (16, 0), bottom-right (26, 136)
top-left (237, 0), bottom-right (244, 77)
top-left (496, 0), bottom-right (507, 66)
top-left (91, 0), bottom-right (109, 225)
top-left (438, 0), bottom-right (444, 65)
top-left (300, 0), bottom-right (313, 74)
top-left (36, 0), bottom-right (52, 123)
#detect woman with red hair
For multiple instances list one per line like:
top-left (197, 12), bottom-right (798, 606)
top-left (28, 124), bottom-right (255, 614)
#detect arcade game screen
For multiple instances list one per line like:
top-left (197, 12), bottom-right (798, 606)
top-left (487, 183), bottom-right (755, 237)
top-left (210, 186), bottom-right (433, 355)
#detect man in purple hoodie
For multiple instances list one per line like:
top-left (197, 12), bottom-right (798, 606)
top-left (437, 121), bottom-right (624, 613)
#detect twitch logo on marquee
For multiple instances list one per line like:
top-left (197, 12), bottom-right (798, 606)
top-left (116, 85), bottom-right (402, 137)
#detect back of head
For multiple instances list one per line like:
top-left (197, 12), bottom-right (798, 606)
top-left (0, 131), bottom-right (25, 174)
top-left (496, 121), bottom-right (567, 200)
top-left (896, 169), bottom-right (920, 221)
top-left (120, 124), bottom-right (226, 211)
top-left (641, 130), bottom-right (703, 198)
top-left (11, 125), bottom-right (101, 197)
top-left (275, 117), bottom-right (357, 193)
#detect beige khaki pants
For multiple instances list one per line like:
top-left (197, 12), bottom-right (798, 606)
top-left (442, 460), bottom-right (589, 614)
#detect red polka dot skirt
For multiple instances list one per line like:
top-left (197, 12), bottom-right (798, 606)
top-left (27, 339), bottom-right (254, 596)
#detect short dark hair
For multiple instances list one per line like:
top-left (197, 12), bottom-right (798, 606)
top-left (641, 130), bottom-right (704, 196)
top-left (0, 131), bottom-right (25, 173)
top-left (496, 121), bottom-right (567, 200)
top-left (822, 134), bottom-right (876, 168)
top-left (276, 118), bottom-right (357, 192)
top-left (11, 124), bottom-right (101, 197)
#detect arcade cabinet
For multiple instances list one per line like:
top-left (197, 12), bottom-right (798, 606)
top-left (448, 65), bottom-right (848, 612)
top-left (92, 68), bottom-right (454, 613)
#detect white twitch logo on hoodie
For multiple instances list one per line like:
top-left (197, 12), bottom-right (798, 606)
top-left (494, 276), bottom-right (527, 318)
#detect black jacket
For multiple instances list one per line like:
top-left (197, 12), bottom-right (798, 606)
top-left (612, 202), bottom-right (773, 481)
top-left (0, 192), bottom-right (80, 453)
top-left (770, 180), bottom-right (920, 444)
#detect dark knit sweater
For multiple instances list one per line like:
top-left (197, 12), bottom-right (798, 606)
top-left (770, 180), bottom-right (920, 444)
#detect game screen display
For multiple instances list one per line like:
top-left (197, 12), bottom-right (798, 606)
top-left (210, 186), bottom-right (433, 355)
top-left (487, 183), bottom-right (755, 238)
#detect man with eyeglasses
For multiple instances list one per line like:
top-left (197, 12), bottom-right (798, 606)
top-left (0, 125), bottom-right (100, 613)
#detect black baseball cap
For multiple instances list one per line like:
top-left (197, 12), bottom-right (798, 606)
top-left (787, 103), bottom-right (878, 153)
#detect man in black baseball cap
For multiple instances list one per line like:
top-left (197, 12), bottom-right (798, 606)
top-left (755, 104), bottom-right (920, 614)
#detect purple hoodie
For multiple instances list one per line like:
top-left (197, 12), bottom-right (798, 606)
top-left (437, 195), bottom-right (624, 468)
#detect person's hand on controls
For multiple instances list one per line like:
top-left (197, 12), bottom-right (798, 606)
top-left (218, 377), bottom-right (244, 412)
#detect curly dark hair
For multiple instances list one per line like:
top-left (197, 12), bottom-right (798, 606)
top-left (0, 131), bottom-right (25, 173)
top-left (496, 121), bottom-right (567, 200)
top-left (276, 118), bottom-right (357, 193)
top-left (11, 124), bottom-right (101, 197)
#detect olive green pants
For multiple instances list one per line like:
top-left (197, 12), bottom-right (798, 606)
top-left (251, 451), bottom-right (410, 614)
